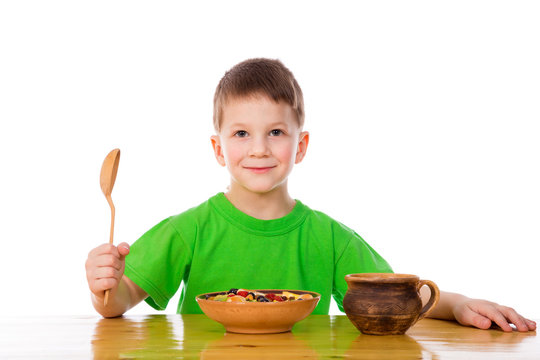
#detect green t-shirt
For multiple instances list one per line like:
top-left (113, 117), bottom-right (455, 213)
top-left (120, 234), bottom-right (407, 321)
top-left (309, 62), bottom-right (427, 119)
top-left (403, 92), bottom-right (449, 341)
top-left (124, 193), bottom-right (392, 314)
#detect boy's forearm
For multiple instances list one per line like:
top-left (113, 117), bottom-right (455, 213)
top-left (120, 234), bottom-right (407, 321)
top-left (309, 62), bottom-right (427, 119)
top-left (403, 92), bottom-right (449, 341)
top-left (91, 277), bottom-right (134, 318)
top-left (422, 288), bottom-right (467, 320)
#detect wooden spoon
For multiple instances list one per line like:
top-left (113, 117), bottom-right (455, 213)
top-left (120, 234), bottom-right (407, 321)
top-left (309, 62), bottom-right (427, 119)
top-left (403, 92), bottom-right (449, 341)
top-left (99, 148), bottom-right (120, 306)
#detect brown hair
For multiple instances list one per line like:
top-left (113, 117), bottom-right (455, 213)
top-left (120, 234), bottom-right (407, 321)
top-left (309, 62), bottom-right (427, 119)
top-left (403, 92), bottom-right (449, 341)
top-left (213, 58), bottom-right (304, 132)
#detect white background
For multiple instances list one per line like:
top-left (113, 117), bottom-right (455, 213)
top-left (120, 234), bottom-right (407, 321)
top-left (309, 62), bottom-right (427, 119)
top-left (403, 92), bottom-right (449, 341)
top-left (1, 1), bottom-right (539, 319)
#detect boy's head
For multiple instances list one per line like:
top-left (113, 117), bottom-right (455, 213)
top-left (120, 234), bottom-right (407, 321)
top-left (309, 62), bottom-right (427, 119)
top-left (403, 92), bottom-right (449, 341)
top-left (210, 58), bottom-right (309, 199)
top-left (213, 58), bottom-right (304, 132)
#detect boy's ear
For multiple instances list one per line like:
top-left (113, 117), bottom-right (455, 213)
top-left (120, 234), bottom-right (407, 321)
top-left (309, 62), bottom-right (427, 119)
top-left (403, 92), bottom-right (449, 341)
top-left (210, 135), bottom-right (226, 167)
top-left (295, 131), bottom-right (309, 164)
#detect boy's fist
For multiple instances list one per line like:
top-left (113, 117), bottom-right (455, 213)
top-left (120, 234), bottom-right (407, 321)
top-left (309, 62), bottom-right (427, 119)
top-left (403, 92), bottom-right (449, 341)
top-left (85, 242), bottom-right (130, 298)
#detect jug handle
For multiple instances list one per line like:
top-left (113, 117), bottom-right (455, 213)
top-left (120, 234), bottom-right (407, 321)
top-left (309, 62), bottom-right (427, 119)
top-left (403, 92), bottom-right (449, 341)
top-left (417, 280), bottom-right (440, 321)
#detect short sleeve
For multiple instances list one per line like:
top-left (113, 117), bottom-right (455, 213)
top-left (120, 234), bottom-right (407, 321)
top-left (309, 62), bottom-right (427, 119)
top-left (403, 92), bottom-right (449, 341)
top-left (332, 232), bottom-right (393, 312)
top-left (124, 217), bottom-right (193, 310)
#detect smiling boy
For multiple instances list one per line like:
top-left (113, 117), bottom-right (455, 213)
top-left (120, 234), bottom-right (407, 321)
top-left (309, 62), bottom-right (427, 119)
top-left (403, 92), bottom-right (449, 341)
top-left (86, 58), bottom-right (535, 332)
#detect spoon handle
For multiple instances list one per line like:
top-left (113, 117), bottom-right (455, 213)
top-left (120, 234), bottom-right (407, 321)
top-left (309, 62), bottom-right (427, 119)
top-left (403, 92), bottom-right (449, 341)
top-left (104, 195), bottom-right (115, 306)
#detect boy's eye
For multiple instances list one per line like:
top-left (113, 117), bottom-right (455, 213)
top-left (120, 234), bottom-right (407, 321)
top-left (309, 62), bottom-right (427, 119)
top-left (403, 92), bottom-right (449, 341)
top-left (234, 130), bottom-right (248, 137)
top-left (270, 129), bottom-right (283, 136)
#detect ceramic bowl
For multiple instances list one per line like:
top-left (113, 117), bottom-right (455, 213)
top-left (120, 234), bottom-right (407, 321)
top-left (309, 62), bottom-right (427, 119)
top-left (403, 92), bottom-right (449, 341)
top-left (196, 289), bottom-right (321, 334)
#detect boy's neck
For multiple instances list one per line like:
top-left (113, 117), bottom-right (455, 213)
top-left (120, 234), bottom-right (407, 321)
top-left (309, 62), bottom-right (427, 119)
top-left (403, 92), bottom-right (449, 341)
top-left (224, 185), bottom-right (296, 220)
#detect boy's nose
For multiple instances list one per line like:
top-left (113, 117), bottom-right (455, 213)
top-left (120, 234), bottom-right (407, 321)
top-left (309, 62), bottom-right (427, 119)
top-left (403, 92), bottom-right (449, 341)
top-left (248, 137), bottom-right (270, 157)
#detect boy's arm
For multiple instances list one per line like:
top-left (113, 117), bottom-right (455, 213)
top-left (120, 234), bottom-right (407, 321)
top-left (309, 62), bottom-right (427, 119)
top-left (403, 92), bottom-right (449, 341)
top-left (91, 275), bottom-right (148, 318)
top-left (420, 287), bottom-right (536, 332)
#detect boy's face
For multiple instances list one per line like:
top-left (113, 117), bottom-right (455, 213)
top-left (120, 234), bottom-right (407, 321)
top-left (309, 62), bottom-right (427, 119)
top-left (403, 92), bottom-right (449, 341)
top-left (211, 95), bottom-right (309, 196)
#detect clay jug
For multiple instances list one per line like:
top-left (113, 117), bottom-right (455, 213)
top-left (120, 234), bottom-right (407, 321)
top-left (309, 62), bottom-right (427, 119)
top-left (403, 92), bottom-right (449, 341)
top-left (343, 273), bottom-right (440, 335)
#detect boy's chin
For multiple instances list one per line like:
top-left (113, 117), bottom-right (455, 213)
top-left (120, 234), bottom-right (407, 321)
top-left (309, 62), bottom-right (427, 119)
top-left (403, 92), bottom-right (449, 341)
top-left (247, 187), bottom-right (281, 195)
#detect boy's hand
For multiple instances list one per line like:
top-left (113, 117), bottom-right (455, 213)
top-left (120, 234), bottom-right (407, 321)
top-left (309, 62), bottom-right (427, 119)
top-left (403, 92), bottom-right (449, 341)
top-left (85, 242), bottom-right (130, 299)
top-left (453, 298), bottom-right (537, 332)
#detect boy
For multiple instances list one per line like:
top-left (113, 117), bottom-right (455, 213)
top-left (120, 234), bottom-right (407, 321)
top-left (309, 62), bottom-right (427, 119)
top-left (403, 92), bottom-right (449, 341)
top-left (86, 58), bottom-right (535, 332)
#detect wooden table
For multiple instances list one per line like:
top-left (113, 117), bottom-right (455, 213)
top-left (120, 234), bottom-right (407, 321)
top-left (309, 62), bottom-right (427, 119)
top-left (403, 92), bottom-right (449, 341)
top-left (0, 315), bottom-right (537, 359)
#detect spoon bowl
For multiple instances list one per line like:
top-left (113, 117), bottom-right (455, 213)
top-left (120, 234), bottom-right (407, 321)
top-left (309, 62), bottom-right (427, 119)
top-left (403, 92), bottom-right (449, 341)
top-left (100, 149), bottom-right (120, 198)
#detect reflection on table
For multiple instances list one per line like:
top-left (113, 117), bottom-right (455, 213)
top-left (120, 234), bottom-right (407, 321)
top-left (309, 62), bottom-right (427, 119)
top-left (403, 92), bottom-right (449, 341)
top-left (90, 314), bottom-right (538, 359)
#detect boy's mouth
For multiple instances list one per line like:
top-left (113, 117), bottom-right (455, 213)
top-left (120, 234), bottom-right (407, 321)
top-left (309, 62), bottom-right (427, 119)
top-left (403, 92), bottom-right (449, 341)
top-left (244, 166), bottom-right (275, 174)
